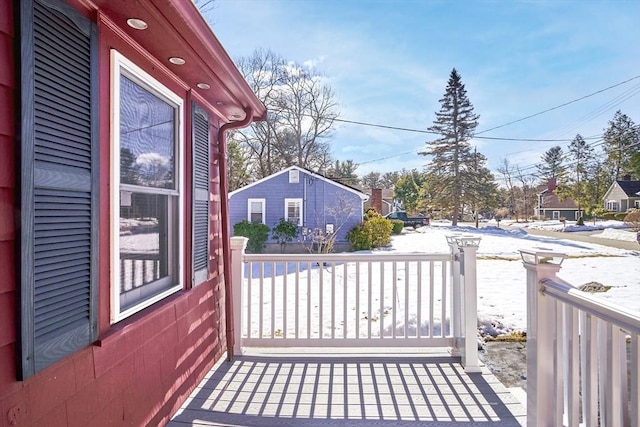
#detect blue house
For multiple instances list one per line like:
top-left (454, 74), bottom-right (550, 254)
top-left (229, 166), bottom-right (369, 251)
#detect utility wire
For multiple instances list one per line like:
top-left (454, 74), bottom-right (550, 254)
top-left (331, 75), bottom-right (639, 141)
top-left (474, 75), bottom-right (640, 135)
top-left (333, 117), bottom-right (600, 142)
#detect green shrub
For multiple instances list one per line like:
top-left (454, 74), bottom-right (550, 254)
top-left (602, 211), bottom-right (628, 221)
top-left (368, 216), bottom-right (393, 247)
top-left (347, 223), bottom-right (370, 251)
top-left (576, 216), bottom-right (584, 226)
top-left (364, 208), bottom-right (379, 221)
top-left (233, 220), bottom-right (270, 253)
top-left (391, 219), bottom-right (404, 234)
top-left (272, 218), bottom-right (299, 252)
top-left (347, 213), bottom-right (393, 250)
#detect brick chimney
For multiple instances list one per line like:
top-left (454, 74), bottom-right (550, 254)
top-left (371, 188), bottom-right (383, 213)
top-left (622, 174), bottom-right (631, 181)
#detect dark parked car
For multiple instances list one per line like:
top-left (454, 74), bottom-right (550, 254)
top-left (384, 211), bottom-right (430, 228)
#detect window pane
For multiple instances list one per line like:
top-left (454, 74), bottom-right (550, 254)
top-left (250, 201), bottom-right (263, 223)
top-left (120, 76), bottom-right (175, 189)
top-left (287, 201), bottom-right (300, 224)
top-left (120, 192), bottom-right (175, 311)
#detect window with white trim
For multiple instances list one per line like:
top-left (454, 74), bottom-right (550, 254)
top-left (606, 200), bottom-right (619, 211)
top-left (285, 198), bottom-right (303, 226)
top-left (248, 198), bottom-right (266, 223)
top-left (289, 169), bottom-right (299, 183)
top-left (110, 51), bottom-right (184, 322)
top-left (552, 211), bottom-right (560, 220)
top-left (634, 200), bottom-right (640, 209)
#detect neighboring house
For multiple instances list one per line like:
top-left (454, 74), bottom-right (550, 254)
top-left (0, 0), bottom-right (265, 425)
top-left (229, 166), bottom-right (369, 251)
top-left (536, 188), bottom-right (580, 220)
top-left (603, 176), bottom-right (640, 212)
top-left (364, 188), bottom-right (394, 216)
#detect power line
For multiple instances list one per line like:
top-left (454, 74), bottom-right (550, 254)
top-left (332, 75), bottom-right (640, 142)
top-left (546, 84), bottom-right (640, 138)
top-left (334, 117), bottom-right (598, 142)
top-left (475, 75), bottom-right (640, 135)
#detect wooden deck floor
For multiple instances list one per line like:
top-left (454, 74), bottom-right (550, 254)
top-left (169, 348), bottom-right (525, 426)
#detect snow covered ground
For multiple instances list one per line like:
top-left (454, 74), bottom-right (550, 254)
top-left (387, 221), bottom-right (639, 337)
top-left (241, 219), bottom-right (639, 341)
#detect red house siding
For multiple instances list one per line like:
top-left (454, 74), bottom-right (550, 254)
top-left (0, 0), bottom-right (264, 425)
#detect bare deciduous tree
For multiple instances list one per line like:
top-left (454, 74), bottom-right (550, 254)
top-left (301, 194), bottom-right (358, 254)
top-left (234, 49), bottom-right (339, 180)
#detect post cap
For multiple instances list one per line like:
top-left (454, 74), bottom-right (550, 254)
top-left (445, 234), bottom-right (462, 245)
top-left (230, 236), bottom-right (249, 250)
top-left (519, 248), bottom-right (566, 266)
top-left (454, 236), bottom-right (481, 247)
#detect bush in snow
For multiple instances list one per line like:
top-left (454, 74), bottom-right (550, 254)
top-left (271, 218), bottom-right (299, 253)
top-left (234, 220), bottom-right (270, 253)
top-left (391, 219), bottom-right (404, 234)
top-left (347, 211), bottom-right (393, 250)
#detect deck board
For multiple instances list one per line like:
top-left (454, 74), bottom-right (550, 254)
top-left (169, 348), bottom-right (525, 426)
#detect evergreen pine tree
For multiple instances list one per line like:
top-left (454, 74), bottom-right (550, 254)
top-left (394, 170), bottom-right (423, 213)
top-left (326, 160), bottom-right (359, 187)
top-left (536, 146), bottom-right (565, 185)
top-left (602, 110), bottom-right (640, 180)
top-left (559, 134), bottom-right (595, 218)
top-left (466, 150), bottom-right (499, 227)
top-left (422, 68), bottom-right (479, 226)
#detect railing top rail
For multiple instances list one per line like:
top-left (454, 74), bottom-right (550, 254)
top-left (242, 252), bottom-right (452, 263)
top-left (541, 277), bottom-right (640, 335)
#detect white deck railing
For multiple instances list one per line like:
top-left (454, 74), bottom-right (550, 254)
top-left (230, 236), bottom-right (482, 372)
top-left (521, 250), bottom-right (640, 427)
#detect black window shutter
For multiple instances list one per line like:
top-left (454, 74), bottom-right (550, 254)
top-left (19, 0), bottom-right (98, 378)
top-left (192, 104), bottom-right (210, 285)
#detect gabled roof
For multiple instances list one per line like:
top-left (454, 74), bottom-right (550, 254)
top-left (616, 180), bottom-right (640, 197)
top-left (541, 191), bottom-right (577, 209)
top-left (228, 166), bottom-right (369, 200)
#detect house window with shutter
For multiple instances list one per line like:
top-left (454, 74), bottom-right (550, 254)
top-left (248, 199), bottom-right (266, 224)
top-left (110, 51), bottom-right (184, 322)
top-left (19, 0), bottom-right (99, 378)
top-left (285, 198), bottom-right (303, 226)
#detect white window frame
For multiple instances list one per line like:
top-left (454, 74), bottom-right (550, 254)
top-left (606, 200), bottom-right (619, 211)
top-left (634, 200), bottom-right (640, 209)
top-left (110, 50), bottom-right (184, 323)
top-left (552, 211), bottom-right (560, 220)
top-left (285, 198), bottom-right (303, 226)
top-left (248, 198), bottom-right (266, 224)
top-left (289, 169), bottom-right (299, 183)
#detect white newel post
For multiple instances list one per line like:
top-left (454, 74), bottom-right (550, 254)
top-left (456, 236), bottom-right (481, 373)
top-left (230, 237), bottom-right (248, 356)
top-left (520, 250), bottom-right (566, 427)
top-left (446, 235), bottom-right (462, 357)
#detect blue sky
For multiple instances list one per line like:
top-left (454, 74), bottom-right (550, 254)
top-left (205, 0), bottom-right (640, 177)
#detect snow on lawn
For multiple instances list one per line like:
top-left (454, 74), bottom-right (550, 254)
top-left (241, 223), bottom-right (639, 341)
top-left (388, 225), bottom-right (640, 336)
top-left (592, 228), bottom-right (639, 242)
